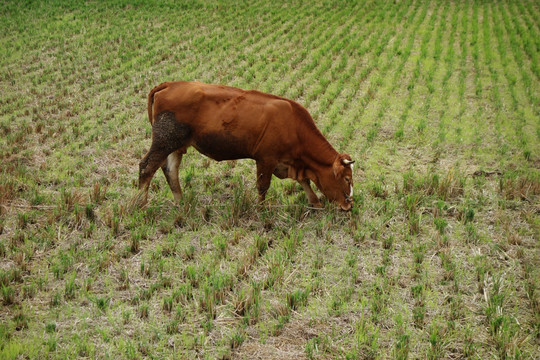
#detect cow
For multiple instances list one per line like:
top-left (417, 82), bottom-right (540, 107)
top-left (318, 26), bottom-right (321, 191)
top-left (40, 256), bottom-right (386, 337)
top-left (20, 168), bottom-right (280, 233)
top-left (138, 81), bottom-right (355, 211)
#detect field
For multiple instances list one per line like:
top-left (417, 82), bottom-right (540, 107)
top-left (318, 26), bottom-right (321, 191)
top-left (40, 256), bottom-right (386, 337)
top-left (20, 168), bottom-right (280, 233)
top-left (1, 0), bottom-right (539, 358)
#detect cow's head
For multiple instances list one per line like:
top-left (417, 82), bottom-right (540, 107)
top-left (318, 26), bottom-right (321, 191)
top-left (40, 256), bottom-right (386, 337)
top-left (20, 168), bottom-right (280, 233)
top-left (318, 154), bottom-right (355, 211)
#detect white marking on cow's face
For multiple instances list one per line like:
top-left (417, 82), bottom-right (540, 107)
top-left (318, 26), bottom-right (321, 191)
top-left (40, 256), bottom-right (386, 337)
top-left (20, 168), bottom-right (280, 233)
top-left (349, 164), bottom-right (354, 197)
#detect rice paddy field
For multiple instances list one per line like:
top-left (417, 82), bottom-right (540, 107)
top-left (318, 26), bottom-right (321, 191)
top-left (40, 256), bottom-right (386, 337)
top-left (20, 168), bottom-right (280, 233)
top-left (0, 0), bottom-right (539, 358)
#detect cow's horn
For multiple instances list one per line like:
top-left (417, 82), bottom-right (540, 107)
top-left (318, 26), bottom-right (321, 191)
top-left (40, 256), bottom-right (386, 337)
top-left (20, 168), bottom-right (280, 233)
top-left (342, 159), bottom-right (355, 166)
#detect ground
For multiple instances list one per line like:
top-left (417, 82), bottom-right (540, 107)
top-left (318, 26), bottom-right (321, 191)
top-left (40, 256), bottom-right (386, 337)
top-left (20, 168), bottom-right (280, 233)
top-left (0, 0), bottom-right (539, 359)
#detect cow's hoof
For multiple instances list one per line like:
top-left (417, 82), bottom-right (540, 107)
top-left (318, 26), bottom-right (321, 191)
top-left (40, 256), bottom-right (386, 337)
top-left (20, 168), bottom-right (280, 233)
top-left (310, 202), bottom-right (323, 209)
top-left (133, 191), bottom-right (148, 208)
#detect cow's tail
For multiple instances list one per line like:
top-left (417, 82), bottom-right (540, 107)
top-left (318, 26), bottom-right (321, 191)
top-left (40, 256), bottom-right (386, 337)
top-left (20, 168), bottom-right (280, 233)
top-left (147, 82), bottom-right (169, 125)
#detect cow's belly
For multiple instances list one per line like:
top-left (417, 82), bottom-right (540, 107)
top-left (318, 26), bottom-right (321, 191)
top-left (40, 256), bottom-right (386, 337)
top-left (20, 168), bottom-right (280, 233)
top-left (273, 163), bottom-right (289, 179)
top-left (193, 132), bottom-right (253, 161)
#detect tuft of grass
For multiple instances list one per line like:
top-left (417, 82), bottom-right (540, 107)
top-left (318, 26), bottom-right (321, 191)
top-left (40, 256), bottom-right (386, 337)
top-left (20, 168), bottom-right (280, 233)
top-left (499, 172), bottom-right (540, 201)
top-left (94, 296), bottom-right (110, 312)
top-left (64, 273), bottom-right (77, 301)
top-left (230, 329), bottom-right (246, 350)
top-left (50, 291), bottom-right (62, 308)
top-left (286, 288), bottom-right (309, 311)
top-left (13, 311), bottom-right (29, 331)
top-left (1, 285), bottom-right (15, 305)
top-left (138, 303), bottom-right (149, 319)
top-left (45, 322), bottom-right (56, 334)
top-left (392, 314), bottom-right (410, 360)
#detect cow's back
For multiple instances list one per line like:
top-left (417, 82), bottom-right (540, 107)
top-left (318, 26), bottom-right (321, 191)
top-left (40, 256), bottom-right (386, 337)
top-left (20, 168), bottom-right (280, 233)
top-left (152, 81), bottom-right (301, 161)
top-left (152, 81), bottom-right (207, 124)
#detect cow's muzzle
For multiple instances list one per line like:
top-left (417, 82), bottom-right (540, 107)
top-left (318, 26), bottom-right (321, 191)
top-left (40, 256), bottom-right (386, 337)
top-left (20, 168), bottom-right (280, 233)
top-left (341, 194), bottom-right (353, 211)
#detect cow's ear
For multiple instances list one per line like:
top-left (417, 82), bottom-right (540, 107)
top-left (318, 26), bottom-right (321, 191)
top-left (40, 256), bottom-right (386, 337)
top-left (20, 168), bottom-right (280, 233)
top-left (333, 158), bottom-right (343, 178)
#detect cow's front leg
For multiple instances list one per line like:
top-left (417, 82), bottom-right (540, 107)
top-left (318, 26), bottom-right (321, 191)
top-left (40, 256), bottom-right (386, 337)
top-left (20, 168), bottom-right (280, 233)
top-left (256, 161), bottom-right (276, 204)
top-left (299, 179), bottom-right (322, 208)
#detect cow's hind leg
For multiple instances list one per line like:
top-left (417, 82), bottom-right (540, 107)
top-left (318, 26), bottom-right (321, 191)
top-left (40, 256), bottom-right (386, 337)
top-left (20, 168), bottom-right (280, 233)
top-left (138, 111), bottom-right (192, 205)
top-left (138, 146), bottom-right (169, 205)
top-left (161, 149), bottom-right (185, 203)
top-left (299, 179), bottom-right (322, 208)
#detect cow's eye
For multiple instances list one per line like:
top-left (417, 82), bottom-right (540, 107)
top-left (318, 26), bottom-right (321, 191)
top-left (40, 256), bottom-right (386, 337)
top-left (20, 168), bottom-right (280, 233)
top-left (345, 176), bottom-right (351, 183)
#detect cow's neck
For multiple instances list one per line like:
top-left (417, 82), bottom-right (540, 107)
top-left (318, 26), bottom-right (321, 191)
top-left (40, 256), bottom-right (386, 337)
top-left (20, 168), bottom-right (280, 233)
top-left (302, 139), bottom-right (337, 168)
top-left (291, 101), bottom-right (339, 178)
top-left (297, 141), bottom-right (337, 194)
top-left (298, 129), bottom-right (339, 183)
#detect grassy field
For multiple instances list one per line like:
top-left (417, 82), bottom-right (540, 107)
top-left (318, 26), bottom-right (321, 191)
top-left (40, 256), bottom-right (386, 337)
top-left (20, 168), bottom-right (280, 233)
top-left (1, 0), bottom-right (539, 358)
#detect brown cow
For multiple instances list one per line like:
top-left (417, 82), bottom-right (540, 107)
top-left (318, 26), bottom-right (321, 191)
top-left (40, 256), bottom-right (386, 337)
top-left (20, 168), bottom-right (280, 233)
top-left (138, 81), bottom-right (355, 210)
